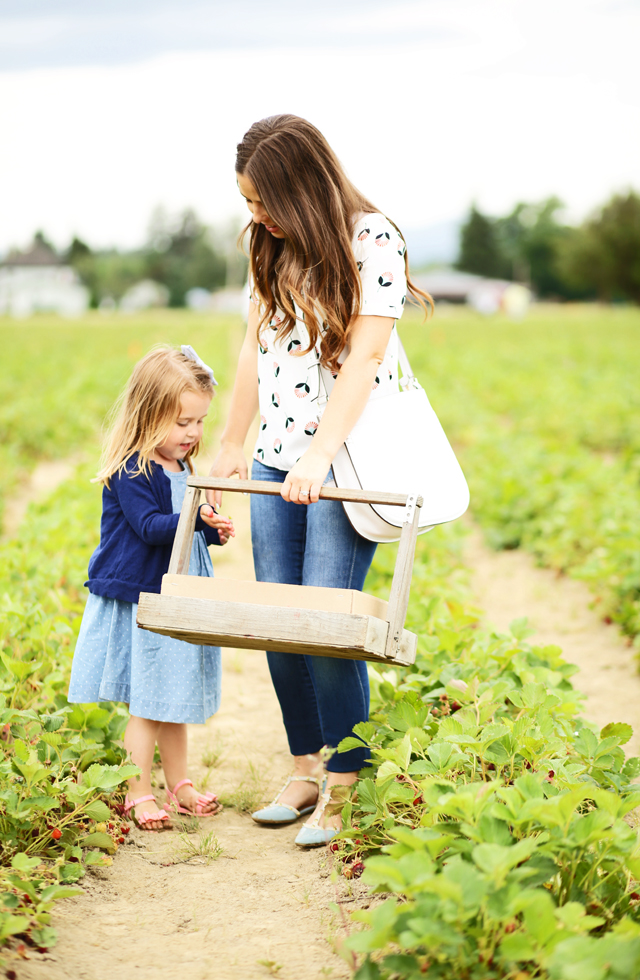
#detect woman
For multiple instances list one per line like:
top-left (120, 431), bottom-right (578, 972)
top-left (210, 114), bottom-right (430, 847)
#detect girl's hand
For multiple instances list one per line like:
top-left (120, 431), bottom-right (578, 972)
top-left (207, 444), bottom-right (248, 509)
top-left (200, 505), bottom-right (235, 545)
top-left (281, 448), bottom-right (332, 505)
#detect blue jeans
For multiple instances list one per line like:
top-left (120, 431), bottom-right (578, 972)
top-left (250, 459), bottom-right (377, 772)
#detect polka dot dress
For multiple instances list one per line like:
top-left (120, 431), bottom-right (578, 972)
top-left (253, 212), bottom-right (407, 471)
top-left (67, 466), bottom-right (221, 724)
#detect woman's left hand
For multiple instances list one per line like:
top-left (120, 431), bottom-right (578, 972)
top-left (281, 448), bottom-right (332, 504)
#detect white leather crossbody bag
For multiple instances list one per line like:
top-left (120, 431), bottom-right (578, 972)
top-left (316, 333), bottom-right (470, 543)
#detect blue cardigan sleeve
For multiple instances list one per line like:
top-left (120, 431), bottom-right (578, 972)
top-left (113, 471), bottom-right (220, 547)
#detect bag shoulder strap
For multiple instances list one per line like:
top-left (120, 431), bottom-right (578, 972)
top-left (396, 332), bottom-right (415, 388)
top-left (316, 324), bottom-right (418, 405)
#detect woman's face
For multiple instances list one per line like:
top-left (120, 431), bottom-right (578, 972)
top-left (237, 173), bottom-right (286, 239)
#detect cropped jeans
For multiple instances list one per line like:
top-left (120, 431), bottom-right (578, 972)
top-left (250, 459), bottom-right (377, 772)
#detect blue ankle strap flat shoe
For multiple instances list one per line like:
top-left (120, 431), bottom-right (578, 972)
top-left (252, 774), bottom-right (322, 825)
top-left (294, 791), bottom-right (339, 848)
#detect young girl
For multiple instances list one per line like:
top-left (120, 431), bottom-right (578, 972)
top-left (69, 344), bottom-right (234, 830)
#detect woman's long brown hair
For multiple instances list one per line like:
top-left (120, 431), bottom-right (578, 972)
top-left (236, 114), bottom-right (432, 371)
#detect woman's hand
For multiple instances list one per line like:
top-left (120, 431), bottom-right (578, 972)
top-left (281, 447), bottom-right (332, 504)
top-left (207, 444), bottom-right (248, 509)
top-left (200, 505), bottom-right (235, 545)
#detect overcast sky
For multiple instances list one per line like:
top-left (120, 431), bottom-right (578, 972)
top-left (1, 0), bottom-right (638, 252)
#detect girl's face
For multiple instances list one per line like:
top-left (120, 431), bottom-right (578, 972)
top-left (237, 172), bottom-right (286, 239)
top-left (154, 390), bottom-right (211, 468)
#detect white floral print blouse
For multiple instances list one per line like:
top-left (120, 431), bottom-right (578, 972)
top-left (253, 211), bottom-right (407, 471)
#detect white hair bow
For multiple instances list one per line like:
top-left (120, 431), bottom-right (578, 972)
top-left (181, 345), bottom-right (218, 386)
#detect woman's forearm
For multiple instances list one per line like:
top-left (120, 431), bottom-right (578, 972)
top-left (308, 314), bottom-right (395, 464)
top-left (310, 353), bottom-right (380, 462)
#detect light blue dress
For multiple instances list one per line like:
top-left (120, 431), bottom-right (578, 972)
top-left (68, 466), bottom-right (221, 723)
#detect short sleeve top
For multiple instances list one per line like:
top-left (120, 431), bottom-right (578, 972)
top-left (253, 211), bottom-right (407, 471)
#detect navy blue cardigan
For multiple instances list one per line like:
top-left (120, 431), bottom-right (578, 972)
top-left (86, 456), bottom-right (220, 603)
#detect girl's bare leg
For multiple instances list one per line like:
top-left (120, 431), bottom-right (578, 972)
top-left (123, 715), bottom-right (168, 830)
top-left (157, 722), bottom-right (221, 815)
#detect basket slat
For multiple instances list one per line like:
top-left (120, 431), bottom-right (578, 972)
top-left (137, 592), bottom-right (417, 667)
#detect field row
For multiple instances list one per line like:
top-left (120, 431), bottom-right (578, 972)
top-left (338, 523), bottom-right (640, 979)
top-left (0, 312), bottom-right (238, 520)
top-left (402, 305), bottom-right (640, 643)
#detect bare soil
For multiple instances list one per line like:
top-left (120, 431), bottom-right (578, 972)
top-left (465, 523), bottom-right (640, 756)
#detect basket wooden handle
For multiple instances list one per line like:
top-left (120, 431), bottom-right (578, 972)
top-left (187, 476), bottom-right (422, 508)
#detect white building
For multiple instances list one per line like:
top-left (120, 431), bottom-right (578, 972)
top-left (0, 238), bottom-right (89, 317)
top-left (119, 279), bottom-right (169, 312)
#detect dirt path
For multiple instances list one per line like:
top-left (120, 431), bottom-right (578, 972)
top-left (2, 457), bottom-right (84, 538)
top-left (16, 434), bottom-right (355, 980)
top-left (465, 523), bottom-right (640, 757)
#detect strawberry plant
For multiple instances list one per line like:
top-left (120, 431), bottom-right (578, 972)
top-left (336, 523), bottom-right (640, 979)
top-left (400, 304), bottom-right (640, 644)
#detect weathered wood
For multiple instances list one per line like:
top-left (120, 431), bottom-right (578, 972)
top-left (161, 574), bottom-right (389, 620)
top-left (384, 494), bottom-right (422, 659)
top-left (187, 476), bottom-right (423, 509)
top-left (167, 484), bottom-right (201, 575)
top-left (136, 592), bottom-right (417, 667)
top-left (155, 476), bottom-right (420, 666)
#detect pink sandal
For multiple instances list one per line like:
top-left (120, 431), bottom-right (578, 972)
top-left (165, 778), bottom-right (222, 817)
top-left (124, 793), bottom-right (171, 831)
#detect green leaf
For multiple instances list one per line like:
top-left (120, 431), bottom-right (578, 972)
top-left (40, 732), bottom-right (65, 747)
top-left (11, 852), bottom-right (42, 872)
top-left (85, 707), bottom-right (111, 729)
top-left (0, 652), bottom-right (43, 679)
top-left (0, 912), bottom-right (31, 941)
top-left (386, 701), bottom-right (429, 732)
top-left (82, 763), bottom-right (140, 789)
top-left (427, 742), bottom-right (453, 770)
top-left (84, 851), bottom-right (112, 867)
top-left (499, 931), bottom-right (537, 962)
top-left (39, 885), bottom-right (83, 903)
top-left (600, 722), bottom-right (633, 745)
top-left (338, 736), bottom-right (367, 753)
top-left (509, 617), bottom-right (535, 640)
top-left (83, 799), bottom-right (111, 821)
top-left (80, 832), bottom-right (116, 853)
top-left (376, 760), bottom-right (402, 782)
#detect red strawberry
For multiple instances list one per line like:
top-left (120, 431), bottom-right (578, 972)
top-left (51, 828), bottom-right (62, 840)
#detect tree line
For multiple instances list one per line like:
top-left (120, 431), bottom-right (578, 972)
top-left (456, 190), bottom-right (640, 302)
top-left (64, 207), bottom-right (246, 308)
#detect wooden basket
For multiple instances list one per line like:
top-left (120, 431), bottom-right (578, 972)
top-left (136, 478), bottom-right (422, 667)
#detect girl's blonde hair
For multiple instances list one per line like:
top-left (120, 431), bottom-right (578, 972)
top-left (236, 114), bottom-right (433, 371)
top-left (96, 345), bottom-right (215, 487)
